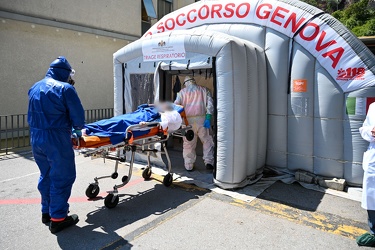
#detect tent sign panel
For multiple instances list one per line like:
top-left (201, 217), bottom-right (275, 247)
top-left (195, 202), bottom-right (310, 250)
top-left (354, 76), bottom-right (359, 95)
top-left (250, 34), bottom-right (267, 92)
top-left (142, 36), bottom-right (186, 62)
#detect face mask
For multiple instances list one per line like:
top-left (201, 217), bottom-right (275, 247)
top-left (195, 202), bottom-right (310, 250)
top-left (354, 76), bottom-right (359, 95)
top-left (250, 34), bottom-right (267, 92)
top-left (67, 76), bottom-right (75, 86)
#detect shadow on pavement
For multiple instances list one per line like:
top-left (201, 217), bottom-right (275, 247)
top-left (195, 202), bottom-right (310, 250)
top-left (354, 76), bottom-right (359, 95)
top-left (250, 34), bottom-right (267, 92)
top-left (56, 183), bottom-right (208, 249)
top-left (0, 149), bottom-right (35, 162)
top-left (257, 181), bottom-right (325, 212)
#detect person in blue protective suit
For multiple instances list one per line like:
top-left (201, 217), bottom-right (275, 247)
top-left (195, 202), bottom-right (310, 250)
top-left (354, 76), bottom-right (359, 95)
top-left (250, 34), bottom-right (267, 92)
top-left (174, 76), bottom-right (215, 171)
top-left (28, 56), bottom-right (85, 234)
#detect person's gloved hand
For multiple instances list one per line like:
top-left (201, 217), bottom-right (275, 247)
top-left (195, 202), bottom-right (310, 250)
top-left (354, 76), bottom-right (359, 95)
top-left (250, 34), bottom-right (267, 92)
top-left (204, 114), bottom-right (212, 129)
top-left (72, 129), bottom-right (82, 137)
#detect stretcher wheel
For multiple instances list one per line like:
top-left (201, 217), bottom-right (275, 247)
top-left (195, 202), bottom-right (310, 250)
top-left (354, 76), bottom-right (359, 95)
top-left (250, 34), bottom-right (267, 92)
top-left (185, 130), bottom-right (194, 141)
top-left (104, 194), bottom-right (119, 209)
top-left (122, 175), bottom-right (128, 183)
top-left (163, 173), bottom-right (173, 187)
top-left (142, 167), bottom-right (152, 180)
top-left (111, 172), bottom-right (118, 179)
top-left (85, 184), bottom-right (100, 199)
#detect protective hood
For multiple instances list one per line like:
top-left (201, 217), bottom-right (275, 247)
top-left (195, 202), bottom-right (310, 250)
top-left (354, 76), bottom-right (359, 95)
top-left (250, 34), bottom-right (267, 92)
top-left (45, 56), bottom-right (73, 82)
top-left (184, 76), bottom-right (195, 87)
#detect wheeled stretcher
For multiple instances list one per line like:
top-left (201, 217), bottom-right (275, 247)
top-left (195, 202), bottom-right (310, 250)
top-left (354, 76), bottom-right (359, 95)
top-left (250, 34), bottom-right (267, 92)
top-left (73, 106), bottom-right (194, 209)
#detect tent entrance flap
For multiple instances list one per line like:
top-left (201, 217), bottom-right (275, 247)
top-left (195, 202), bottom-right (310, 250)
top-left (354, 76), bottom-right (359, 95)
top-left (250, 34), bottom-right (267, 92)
top-left (154, 56), bottom-right (213, 103)
top-left (156, 68), bottom-right (215, 103)
top-left (121, 60), bottom-right (157, 113)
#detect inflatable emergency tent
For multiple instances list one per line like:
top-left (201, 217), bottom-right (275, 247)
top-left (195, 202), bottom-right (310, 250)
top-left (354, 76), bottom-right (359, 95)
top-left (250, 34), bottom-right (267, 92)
top-left (113, 0), bottom-right (375, 189)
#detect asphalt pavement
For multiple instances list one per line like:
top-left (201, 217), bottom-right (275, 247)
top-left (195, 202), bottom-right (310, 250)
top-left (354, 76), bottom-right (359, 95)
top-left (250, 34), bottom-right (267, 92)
top-left (0, 150), bottom-right (371, 250)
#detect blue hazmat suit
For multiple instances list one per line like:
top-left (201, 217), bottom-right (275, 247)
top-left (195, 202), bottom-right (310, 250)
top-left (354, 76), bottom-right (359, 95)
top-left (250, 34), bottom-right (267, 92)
top-left (28, 56), bottom-right (85, 220)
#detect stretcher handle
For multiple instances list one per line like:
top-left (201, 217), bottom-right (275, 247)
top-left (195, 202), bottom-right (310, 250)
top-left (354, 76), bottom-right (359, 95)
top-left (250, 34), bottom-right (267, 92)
top-left (71, 133), bottom-right (80, 147)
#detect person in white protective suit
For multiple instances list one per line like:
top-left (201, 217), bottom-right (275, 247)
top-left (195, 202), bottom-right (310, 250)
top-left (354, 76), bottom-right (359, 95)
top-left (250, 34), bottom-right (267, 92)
top-left (358, 103), bottom-right (375, 247)
top-left (174, 76), bottom-right (215, 171)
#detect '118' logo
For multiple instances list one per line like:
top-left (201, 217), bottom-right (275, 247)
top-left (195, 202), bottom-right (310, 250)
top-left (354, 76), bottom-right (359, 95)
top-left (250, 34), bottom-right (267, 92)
top-left (337, 67), bottom-right (365, 80)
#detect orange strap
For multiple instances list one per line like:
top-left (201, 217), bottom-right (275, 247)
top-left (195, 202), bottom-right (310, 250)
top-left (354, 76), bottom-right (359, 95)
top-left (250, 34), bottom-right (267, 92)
top-left (128, 127), bottom-right (166, 144)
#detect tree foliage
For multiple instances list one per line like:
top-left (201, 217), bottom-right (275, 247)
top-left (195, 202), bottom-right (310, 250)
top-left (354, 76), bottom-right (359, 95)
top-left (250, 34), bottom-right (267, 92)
top-left (300, 0), bottom-right (342, 14)
top-left (332, 0), bottom-right (375, 36)
top-left (301, 0), bottom-right (375, 37)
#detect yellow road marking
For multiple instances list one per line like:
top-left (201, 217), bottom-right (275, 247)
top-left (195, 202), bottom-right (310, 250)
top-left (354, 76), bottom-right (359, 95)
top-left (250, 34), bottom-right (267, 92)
top-left (230, 198), bottom-right (247, 208)
top-left (230, 198), bottom-right (367, 240)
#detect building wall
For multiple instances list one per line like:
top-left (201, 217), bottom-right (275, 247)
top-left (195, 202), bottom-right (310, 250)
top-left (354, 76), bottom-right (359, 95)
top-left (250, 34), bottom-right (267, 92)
top-left (359, 36), bottom-right (375, 55)
top-left (150, 0), bottom-right (196, 27)
top-left (0, 0), bottom-right (196, 115)
top-left (174, 0), bottom-right (197, 9)
top-left (0, 0), bottom-right (141, 36)
top-left (0, 18), bottom-right (127, 115)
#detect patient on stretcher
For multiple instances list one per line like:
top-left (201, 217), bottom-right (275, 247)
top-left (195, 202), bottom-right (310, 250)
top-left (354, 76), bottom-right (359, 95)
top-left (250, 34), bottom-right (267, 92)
top-left (73, 103), bottom-right (184, 148)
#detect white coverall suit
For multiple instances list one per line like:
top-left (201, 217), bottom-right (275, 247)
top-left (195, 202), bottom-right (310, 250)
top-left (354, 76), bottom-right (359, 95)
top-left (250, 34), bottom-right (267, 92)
top-left (174, 77), bottom-right (214, 170)
top-left (359, 103), bottom-right (375, 239)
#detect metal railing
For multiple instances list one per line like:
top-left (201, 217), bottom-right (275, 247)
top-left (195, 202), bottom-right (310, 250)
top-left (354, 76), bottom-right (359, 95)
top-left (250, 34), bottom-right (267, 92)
top-left (0, 108), bottom-right (113, 155)
top-left (85, 108), bottom-right (114, 124)
top-left (0, 114), bottom-right (29, 155)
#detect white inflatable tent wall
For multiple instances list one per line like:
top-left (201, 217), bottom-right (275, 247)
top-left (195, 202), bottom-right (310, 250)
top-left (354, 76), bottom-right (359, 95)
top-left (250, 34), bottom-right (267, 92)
top-left (114, 0), bottom-right (375, 188)
top-left (114, 30), bottom-right (267, 188)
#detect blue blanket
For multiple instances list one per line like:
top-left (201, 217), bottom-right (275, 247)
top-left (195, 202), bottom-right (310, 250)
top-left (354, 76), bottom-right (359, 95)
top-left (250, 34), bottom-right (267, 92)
top-left (84, 104), bottom-right (161, 144)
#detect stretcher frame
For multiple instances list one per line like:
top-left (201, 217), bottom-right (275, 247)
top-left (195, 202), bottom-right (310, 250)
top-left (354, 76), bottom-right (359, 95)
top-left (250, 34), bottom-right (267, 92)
top-left (77, 122), bottom-right (193, 208)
